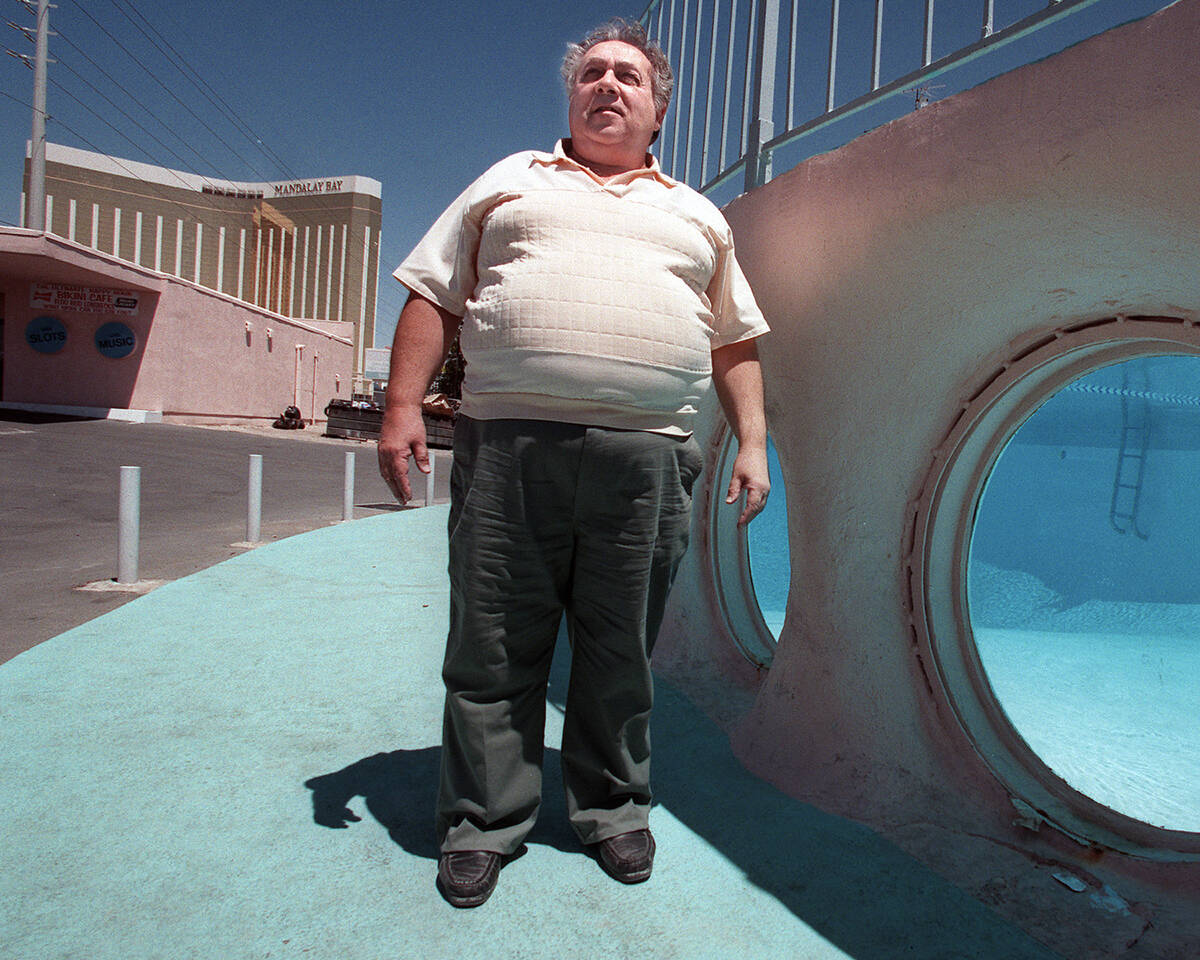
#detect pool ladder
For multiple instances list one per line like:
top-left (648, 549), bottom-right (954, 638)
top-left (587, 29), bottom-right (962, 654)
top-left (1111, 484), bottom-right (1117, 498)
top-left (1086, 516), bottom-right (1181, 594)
top-left (1109, 366), bottom-right (1151, 539)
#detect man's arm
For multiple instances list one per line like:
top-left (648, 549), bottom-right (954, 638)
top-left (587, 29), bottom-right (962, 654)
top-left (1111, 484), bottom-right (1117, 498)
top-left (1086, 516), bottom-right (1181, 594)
top-left (711, 337), bottom-right (770, 527)
top-left (377, 292), bottom-right (462, 504)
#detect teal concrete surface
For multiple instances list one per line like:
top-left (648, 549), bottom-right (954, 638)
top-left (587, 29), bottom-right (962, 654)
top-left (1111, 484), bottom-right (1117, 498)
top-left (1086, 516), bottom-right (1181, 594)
top-left (0, 508), bottom-right (1062, 959)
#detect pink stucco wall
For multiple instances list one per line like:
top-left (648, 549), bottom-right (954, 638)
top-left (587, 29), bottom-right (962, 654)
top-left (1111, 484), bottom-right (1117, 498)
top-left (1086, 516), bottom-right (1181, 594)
top-left (653, 2), bottom-right (1200, 955)
top-left (1, 229), bottom-right (353, 421)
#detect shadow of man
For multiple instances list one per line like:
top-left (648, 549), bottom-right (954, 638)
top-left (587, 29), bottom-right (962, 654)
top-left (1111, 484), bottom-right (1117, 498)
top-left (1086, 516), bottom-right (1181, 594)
top-left (304, 743), bottom-right (580, 861)
top-left (305, 628), bottom-right (1055, 958)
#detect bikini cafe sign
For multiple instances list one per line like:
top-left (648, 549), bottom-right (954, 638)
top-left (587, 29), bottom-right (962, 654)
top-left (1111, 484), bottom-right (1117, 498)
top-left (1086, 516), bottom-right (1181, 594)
top-left (30, 282), bottom-right (140, 316)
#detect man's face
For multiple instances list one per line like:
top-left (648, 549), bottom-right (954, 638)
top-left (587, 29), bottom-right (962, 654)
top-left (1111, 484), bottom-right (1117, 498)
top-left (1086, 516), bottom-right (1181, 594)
top-left (568, 41), bottom-right (664, 163)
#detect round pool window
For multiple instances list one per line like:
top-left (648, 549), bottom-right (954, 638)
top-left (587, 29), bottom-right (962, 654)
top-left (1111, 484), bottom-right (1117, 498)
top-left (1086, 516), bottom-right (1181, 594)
top-left (748, 439), bottom-right (790, 640)
top-left (968, 355), bottom-right (1200, 832)
top-left (709, 428), bottom-right (789, 666)
top-left (911, 318), bottom-right (1200, 858)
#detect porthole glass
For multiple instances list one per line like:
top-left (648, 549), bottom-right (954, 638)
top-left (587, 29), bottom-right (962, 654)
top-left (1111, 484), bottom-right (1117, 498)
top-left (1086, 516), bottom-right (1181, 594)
top-left (747, 438), bottom-right (789, 639)
top-left (967, 355), bottom-right (1200, 831)
top-left (709, 428), bottom-right (787, 665)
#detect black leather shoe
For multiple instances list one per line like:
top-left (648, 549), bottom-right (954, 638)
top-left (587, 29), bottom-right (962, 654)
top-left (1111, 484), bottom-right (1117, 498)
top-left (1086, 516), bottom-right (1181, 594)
top-left (437, 850), bottom-right (501, 907)
top-left (595, 829), bottom-right (655, 884)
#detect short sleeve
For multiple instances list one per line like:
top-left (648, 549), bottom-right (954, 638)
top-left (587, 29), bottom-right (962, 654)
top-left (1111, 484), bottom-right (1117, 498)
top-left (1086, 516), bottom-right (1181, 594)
top-left (706, 226), bottom-right (769, 349)
top-left (392, 178), bottom-right (484, 317)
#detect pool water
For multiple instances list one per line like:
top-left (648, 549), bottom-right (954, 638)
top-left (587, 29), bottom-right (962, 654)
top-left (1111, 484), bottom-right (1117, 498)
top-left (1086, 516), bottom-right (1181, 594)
top-left (747, 439), bottom-right (790, 639)
top-left (968, 355), bottom-right (1200, 832)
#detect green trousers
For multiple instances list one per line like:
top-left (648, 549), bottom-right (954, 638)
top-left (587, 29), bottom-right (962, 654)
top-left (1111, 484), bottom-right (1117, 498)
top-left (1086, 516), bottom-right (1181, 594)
top-left (438, 416), bottom-right (702, 854)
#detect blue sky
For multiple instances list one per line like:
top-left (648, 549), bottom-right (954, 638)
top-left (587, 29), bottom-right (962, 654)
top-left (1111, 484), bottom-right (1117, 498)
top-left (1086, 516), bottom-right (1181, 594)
top-left (0, 0), bottom-right (1172, 345)
top-left (0, 0), bottom-right (618, 329)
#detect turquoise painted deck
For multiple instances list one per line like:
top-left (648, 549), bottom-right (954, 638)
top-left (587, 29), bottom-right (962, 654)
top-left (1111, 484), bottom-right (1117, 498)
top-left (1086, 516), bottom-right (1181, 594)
top-left (0, 508), bottom-right (1060, 959)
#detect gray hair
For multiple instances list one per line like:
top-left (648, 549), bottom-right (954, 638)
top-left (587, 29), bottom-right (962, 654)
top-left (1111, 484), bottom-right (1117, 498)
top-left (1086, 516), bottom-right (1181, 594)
top-left (561, 18), bottom-right (674, 118)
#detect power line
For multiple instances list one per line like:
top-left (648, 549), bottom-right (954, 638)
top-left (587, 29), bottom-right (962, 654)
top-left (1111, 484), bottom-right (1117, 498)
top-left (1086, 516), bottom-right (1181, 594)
top-left (51, 25), bottom-right (237, 184)
top-left (12, 2), bottom-right (390, 334)
top-left (91, 0), bottom-right (393, 323)
top-left (55, 26), bottom-right (388, 322)
top-left (104, 0), bottom-right (302, 182)
top-left (0, 86), bottom-right (33, 109)
top-left (50, 48), bottom-right (221, 188)
top-left (65, 0), bottom-right (269, 179)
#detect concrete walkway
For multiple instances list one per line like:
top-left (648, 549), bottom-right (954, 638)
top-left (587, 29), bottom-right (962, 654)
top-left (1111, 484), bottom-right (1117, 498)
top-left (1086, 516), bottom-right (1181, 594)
top-left (0, 507), bottom-right (1061, 959)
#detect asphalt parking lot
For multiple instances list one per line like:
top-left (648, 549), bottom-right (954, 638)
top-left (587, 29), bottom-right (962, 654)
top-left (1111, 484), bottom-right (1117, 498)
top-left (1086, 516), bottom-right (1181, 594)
top-left (0, 411), bottom-right (451, 663)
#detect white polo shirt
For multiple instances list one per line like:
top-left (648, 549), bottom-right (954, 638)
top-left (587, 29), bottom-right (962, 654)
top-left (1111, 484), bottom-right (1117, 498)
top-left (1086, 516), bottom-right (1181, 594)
top-left (394, 140), bottom-right (768, 435)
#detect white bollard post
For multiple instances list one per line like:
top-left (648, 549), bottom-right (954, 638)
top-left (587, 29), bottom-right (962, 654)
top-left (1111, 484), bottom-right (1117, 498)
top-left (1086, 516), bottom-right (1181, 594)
top-left (424, 451), bottom-right (437, 507)
top-left (342, 451), bottom-right (355, 521)
top-left (117, 465), bottom-right (140, 584)
top-left (247, 454), bottom-right (263, 543)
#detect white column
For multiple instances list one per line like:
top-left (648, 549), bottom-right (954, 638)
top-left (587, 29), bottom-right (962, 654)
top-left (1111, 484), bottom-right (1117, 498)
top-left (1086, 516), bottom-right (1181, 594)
top-left (288, 227), bottom-right (298, 316)
top-left (90, 203), bottom-right (99, 248)
top-left (113, 208), bottom-right (121, 258)
top-left (217, 226), bottom-right (226, 293)
top-left (193, 222), bottom-right (202, 283)
top-left (312, 225), bottom-right (322, 318)
top-left (237, 228), bottom-right (246, 300)
top-left (67, 198), bottom-right (76, 241)
top-left (175, 219), bottom-right (183, 276)
top-left (19, 192), bottom-right (26, 228)
top-left (337, 223), bottom-right (348, 322)
top-left (266, 228), bottom-right (275, 311)
top-left (324, 227), bottom-right (334, 320)
top-left (372, 241), bottom-right (381, 351)
top-left (359, 225), bottom-right (371, 366)
top-left (45, 194), bottom-right (53, 234)
top-left (133, 211), bottom-right (143, 264)
top-left (276, 227), bottom-right (286, 311)
top-left (301, 226), bottom-right (311, 319)
top-left (293, 344), bottom-right (304, 409)
top-left (254, 229), bottom-right (262, 305)
top-left (154, 215), bottom-right (163, 271)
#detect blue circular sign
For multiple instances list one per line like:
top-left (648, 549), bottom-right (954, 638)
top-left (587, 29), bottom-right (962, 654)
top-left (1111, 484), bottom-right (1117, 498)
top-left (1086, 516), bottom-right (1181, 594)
top-left (25, 316), bottom-right (67, 354)
top-left (95, 321), bottom-right (137, 359)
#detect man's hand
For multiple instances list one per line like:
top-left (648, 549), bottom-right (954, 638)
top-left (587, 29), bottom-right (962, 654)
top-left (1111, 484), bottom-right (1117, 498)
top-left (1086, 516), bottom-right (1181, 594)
top-left (726, 443), bottom-right (770, 527)
top-left (378, 404), bottom-right (430, 505)
top-left (375, 292), bottom-right (462, 505)
top-left (711, 336), bottom-right (770, 527)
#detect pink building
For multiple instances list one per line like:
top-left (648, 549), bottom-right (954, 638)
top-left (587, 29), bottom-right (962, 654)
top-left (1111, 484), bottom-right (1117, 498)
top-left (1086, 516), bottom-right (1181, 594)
top-left (1, 227), bottom-right (354, 423)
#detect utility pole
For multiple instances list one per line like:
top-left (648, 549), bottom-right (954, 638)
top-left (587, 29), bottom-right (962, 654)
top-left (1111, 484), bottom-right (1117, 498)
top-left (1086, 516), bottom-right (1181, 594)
top-left (28, 0), bottom-right (50, 231)
top-left (8, 0), bottom-right (51, 229)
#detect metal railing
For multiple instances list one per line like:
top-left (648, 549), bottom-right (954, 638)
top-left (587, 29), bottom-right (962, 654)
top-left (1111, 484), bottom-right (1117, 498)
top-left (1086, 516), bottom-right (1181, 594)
top-left (640, 0), bottom-right (1169, 198)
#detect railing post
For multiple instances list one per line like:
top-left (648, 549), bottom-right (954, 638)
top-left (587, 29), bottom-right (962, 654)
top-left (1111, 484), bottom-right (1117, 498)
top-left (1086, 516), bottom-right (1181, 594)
top-left (117, 466), bottom-right (140, 585)
top-left (247, 454), bottom-right (263, 543)
top-left (743, 0), bottom-right (780, 192)
top-left (826, 0), bottom-right (841, 112)
top-left (872, 0), bottom-right (885, 90)
top-left (924, 0), bottom-right (935, 67)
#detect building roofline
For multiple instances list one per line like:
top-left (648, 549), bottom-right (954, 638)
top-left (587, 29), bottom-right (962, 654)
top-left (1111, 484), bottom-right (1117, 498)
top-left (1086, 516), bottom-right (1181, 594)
top-left (30, 142), bottom-right (383, 201)
top-left (0, 226), bottom-right (355, 346)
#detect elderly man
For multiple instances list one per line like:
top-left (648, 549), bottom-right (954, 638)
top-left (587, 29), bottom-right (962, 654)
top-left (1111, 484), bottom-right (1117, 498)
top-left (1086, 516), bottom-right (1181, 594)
top-left (378, 18), bottom-right (769, 908)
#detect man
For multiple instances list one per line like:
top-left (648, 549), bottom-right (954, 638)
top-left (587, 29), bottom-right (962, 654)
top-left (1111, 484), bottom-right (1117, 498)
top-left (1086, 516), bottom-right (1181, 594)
top-left (378, 18), bottom-right (769, 908)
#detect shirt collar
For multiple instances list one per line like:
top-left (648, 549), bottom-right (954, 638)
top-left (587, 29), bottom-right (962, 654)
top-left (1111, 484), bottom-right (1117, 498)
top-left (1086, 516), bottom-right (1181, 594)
top-left (533, 139), bottom-right (677, 188)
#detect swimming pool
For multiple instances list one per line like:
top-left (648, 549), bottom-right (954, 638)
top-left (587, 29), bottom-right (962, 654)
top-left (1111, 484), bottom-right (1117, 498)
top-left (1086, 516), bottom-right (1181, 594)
top-left (746, 355), bottom-right (1200, 833)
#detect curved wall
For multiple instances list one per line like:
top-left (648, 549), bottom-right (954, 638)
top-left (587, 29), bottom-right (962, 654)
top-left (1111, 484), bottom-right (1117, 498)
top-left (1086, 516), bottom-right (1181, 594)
top-left (653, 2), bottom-right (1200, 954)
